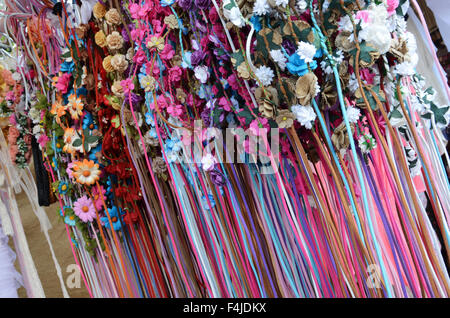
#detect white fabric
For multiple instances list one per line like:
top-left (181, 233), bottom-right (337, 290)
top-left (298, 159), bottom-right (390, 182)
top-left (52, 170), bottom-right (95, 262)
top-left (408, 8), bottom-right (450, 106)
top-left (0, 219), bottom-right (22, 298)
top-left (425, 0), bottom-right (450, 51)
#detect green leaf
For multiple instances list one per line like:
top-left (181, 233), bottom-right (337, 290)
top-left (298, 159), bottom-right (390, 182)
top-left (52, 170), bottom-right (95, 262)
top-left (72, 139), bottom-right (82, 147)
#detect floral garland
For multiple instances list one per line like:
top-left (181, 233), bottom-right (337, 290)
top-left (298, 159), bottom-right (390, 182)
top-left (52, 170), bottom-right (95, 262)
top-left (1, 0), bottom-right (450, 298)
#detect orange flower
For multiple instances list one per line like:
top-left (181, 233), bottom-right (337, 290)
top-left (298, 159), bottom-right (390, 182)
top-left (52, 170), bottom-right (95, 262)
top-left (72, 159), bottom-right (101, 185)
top-left (67, 94), bottom-right (84, 120)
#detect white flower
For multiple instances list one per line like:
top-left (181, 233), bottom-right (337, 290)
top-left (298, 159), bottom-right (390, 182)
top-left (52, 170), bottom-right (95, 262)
top-left (254, 65), bottom-right (274, 86)
top-left (320, 60), bottom-right (333, 75)
top-left (296, 41), bottom-right (316, 63)
top-left (253, 0), bottom-right (270, 16)
top-left (201, 153), bottom-right (216, 171)
top-left (270, 49), bottom-right (287, 70)
top-left (394, 62), bottom-right (415, 76)
top-left (358, 133), bottom-right (377, 154)
top-left (275, 0), bottom-right (288, 7)
top-left (347, 106), bottom-right (361, 123)
top-left (362, 24), bottom-right (392, 54)
top-left (194, 65), bottom-right (210, 84)
top-left (12, 72), bottom-right (21, 82)
top-left (297, 0), bottom-right (308, 11)
top-left (291, 104), bottom-right (316, 129)
top-left (348, 73), bottom-right (359, 93)
top-left (338, 15), bottom-right (354, 33)
top-left (228, 7), bottom-right (245, 27)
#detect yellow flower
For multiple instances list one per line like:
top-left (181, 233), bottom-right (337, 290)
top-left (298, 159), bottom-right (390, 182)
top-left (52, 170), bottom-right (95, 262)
top-left (93, 2), bottom-right (106, 19)
top-left (95, 30), bottom-right (107, 48)
top-left (67, 94), bottom-right (84, 120)
top-left (102, 55), bottom-right (114, 73)
top-left (72, 159), bottom-right (101, 185)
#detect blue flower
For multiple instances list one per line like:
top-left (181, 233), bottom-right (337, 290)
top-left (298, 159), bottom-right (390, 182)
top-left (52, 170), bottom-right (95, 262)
top-left (60, 61), bottom-right (74, 73)
top-left (286, 54), bottom-right (317, 76)
top-left (160, 0), bottom-right (175, 6)
top-left (65, 215), bottom-right (76, 226)
top-left (145, 112), bottom-right (155, 126)
top-left (58, 181), bottom-right (69, 195)
top-left (250, 15), bottom-right (262, 32)
top-left (101, 206), bottom-right (122, 231)
top-left (82, 113), bottom-right (95, 130)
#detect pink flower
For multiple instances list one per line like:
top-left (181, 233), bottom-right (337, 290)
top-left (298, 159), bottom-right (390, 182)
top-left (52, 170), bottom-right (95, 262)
top-left (133, 49), bottom-right (146, 65)
top-left (249, 118), bottom-right (269, 136)
top-left (66, 162), bottom-right (75, 179)
top-left (121, 79), bottom-right (135, 94)
top-left (128, 3), bottom-right (140, 19)
top-left (8, 126), bottom-right (20, 139)
top-left (9, 144), bottom-right (18, 162)
top-left (360, 68), bottom-right (375, 85)
top-left (356, 10), bottom-right (371, 24)
top-left (386, 0), bottom-right (399, 16)
top-left (157, 95), bottom-right (169, 109)
top-left (54, 73), bottom-right (72, 94)
top-left (37, 134), bottom-right (50, 148)
top-left (218, 97), bottom-right (231, 111)
top-left (9, 114), bottom-right (16, 125)
top-left (168, 66), bottom-right (182, 82)
top-left (160, 44), bottom-right (175, 60)
top-left (92, 185), bottom-right (106, 212)
top-left (167, 104), bottom-right (183, 117)
top-left (139, 2), bottom-right (153, 18)
top-left (5, 91), bottom-right (15, 101)
top-left (227, 74), bottom-right (239, 90)
top-left (73, 195), bottom-right (96, 223)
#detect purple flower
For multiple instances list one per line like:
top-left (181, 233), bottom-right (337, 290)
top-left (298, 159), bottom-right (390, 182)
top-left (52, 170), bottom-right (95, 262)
top-left (178, 0), bottom-right (193, 10)
top-left (190, 50), bottom-right (205, 66)
top-left (210, 169), bottom-right (226, 187)
top-left (194, 0), bottom-right (210, 10)
top-left (201, 108), bottom-right (211, 127)
top-left (124, 92), bottom-right (142, 111)
top-left (282, 39), bottom-right (296, 56)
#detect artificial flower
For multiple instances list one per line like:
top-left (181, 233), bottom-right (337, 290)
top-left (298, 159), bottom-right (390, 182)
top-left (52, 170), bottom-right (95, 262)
top-left (67, 94), bottom-right (84, 120)
top-left (296, 41), bottom-right (317, 63)
top-left (291, 104), bottom-right (316, 129)
top-left (254, 65), bottom-right (274, 87)
top-left (276, 110), bottom-right (295, 129)
top-left (201, 153), bottom-right (216, 171)
top-left (110, 54), bottom-right (128, 72)
top-left (105, 8), bottom-right (121, 25)
top-left (74, 195), bottom-right (96, 223)
top-left (72, 159), bottom-right (101, 185)
top-left (106, 31), bottom-right (124, 51)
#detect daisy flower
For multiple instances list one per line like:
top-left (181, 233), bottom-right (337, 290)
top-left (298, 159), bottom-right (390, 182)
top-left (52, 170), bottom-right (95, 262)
top-left (254, 65), bottom-right (274, 87)
top-left (63, 127), bottom-right (82, 154)
top-left (291, 104), bottom-right (316, 129)
top-left (64, 215), bottom-right (77, 226)
top-left (270, 50), bottom-right (287, 71)
top-left (346, 106), bottom-right (361, 123)
top-left (296, 41), bottom-right (317, 63)
top-left (72, 159), bottom-right (101, 185)
top-left (253, 0), bottom-right (270, 16)
top-left (67, 94), bottom-right (84, 120)
top-left (74, 195), bottom-right (96, 223)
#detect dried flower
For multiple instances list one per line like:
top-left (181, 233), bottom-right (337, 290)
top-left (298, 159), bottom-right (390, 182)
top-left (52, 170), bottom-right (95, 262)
top-left (105, 8), bottom-right (121, 25)
top-left (102, 55), bottom-right (114, 73)
top-left (106, 31), bottom-right (124, 51)
top-left (95, 30), bottom-right (107, 48)
top-left (110, 54), bottom-right (128, 72)
top-left (93, 2), bottom-right (106, 19)
top-left (295, 72), bottom-right (318, 106)
top-left (276, 109), bottom-right (295, 129)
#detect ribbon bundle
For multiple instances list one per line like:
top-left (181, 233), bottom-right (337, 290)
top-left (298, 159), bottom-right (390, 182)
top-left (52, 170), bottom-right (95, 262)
top-left (0, 0), bottom-right (449, 297)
